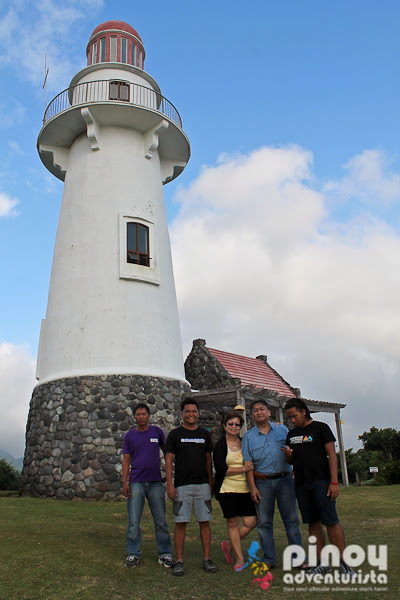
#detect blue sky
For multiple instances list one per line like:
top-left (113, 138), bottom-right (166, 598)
top-left (0, 0), bottom-right (399, 457)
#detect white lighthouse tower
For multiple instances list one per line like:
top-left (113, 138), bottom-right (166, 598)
top-left (21, 21), bottom-right (190, 499)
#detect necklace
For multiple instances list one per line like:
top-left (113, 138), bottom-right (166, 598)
top-left (227, 437), bottom-right (241, 451)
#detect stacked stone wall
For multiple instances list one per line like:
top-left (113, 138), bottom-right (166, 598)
top-left (197, 401), bottom-right (230, 445)
top-left (185, 338), bottom-right (240, 390)
top-left (197, 400), bottom-right (280, 446)
top-left (21, 374), bottom-right (189, 500)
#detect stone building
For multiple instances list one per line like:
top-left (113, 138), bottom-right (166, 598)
top-left (185, 339), bottom-right (349, 485)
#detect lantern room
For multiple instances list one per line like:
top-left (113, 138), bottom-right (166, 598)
top-left (86, 20), bottom-right (146, 69)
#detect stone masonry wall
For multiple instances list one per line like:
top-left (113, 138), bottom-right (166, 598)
top-left (197, 400), bottom-right (242, 446)
top-left (21, 374), bottom-right (189, 500)
top-left (197, 399), bottom-right (280, 447)
top-left (185, 339), bottom-right (240, 390)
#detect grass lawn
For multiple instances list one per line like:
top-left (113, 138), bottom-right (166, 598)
top-left (0, 486), bottom-right (399, 600)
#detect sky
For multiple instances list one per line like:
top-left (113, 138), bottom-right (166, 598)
top-left (0, 0), bottom-right (399, 458)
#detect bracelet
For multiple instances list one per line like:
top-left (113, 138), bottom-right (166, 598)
top-left (330, 481), bottom-right (338, 485)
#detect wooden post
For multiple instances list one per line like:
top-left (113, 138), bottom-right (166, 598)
top-left (238, 389), bottom-right (247, 434)
top-left (278, 401), bottom-right (284, 424)
top-left (335, 411), bottom-right (349, 486)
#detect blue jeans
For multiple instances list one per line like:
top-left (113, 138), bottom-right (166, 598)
top-left (256, 474), bottom-right (303, 566)
top-left (127, 481), bottom-right (172, 558)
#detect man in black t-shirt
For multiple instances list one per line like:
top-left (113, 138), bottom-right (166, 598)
top-left (165, 398), bottom-right (217, 577)
top-left (283, 398), bottom-right (354, 576)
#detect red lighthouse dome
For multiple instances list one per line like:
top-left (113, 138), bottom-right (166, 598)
top-left (86, 20), bottom-right (145, 68)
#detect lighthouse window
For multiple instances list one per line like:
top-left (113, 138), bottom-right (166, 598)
top-left (109, 80), bottom-right (130, 102)
top-left (110, 36), bottom-right (117, 61)
top-left (119, 215), bottom-right (158, 284)
top-left (138, 49), bottom-right (143, 69)
top-left (121, 38), bottom-right (127, 63)
top-left (100, 37), bottom-right (105, 62)
top-left (92, 42), bottom-right (97, 64)
top-left (127, 223), bottom-right (150, 267)
top-left (132, 43), bottom-right (137, 66)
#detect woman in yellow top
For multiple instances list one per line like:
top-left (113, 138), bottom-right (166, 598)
top-left (213, 411), bottom-right (257, 570)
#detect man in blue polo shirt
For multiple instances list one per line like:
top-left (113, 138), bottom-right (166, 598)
top-left (242, 400), bottom-right (303, 569)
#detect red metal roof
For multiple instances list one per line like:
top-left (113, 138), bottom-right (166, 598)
top-left (90, 21), bottom-right (142, 42)
top-left (207, 347), bottom-right (296, 397)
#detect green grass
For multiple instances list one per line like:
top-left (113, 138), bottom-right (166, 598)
top-left (0, 486), bottom-right (399, 600)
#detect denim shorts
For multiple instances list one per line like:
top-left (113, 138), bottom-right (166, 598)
top-left (295, 480), bottom-right (339, 525)
top-left (173, 483), bottom-right (212, 523)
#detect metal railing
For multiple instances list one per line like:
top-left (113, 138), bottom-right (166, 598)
top-left (43, 80), bottom-right (182, 128)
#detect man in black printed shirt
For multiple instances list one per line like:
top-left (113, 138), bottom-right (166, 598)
top-left (165, 397), bottom-right (217, 577)
top-left (283, 398), bottom-right (354, 576)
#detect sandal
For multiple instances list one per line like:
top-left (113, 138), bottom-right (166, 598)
top-left (221, 541), bottom-right (233, 565)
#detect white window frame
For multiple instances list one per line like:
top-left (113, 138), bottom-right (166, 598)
top-left (100, 37), bottom-right (105, 62)
top-left (92, 42), bottom-right (97, 64)
top-left (119, 214), bottom-right (159, 285)
top-left (110, 36), bottom-right (117, 61)
top-left (121, 37), bottom-right (127, 63)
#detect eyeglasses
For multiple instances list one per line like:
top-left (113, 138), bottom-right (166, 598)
top-left (226, 423), bottom-right (240, 428)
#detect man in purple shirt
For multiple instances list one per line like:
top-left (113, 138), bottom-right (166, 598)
top-left (122, 403), bottom-right (174, 569)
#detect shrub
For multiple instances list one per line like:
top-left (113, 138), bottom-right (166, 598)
top-left (380, 460), bottom-right (400, 485)
top-left (0, 458), bottom-right (21, 491)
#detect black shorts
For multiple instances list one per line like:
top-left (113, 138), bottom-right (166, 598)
top-left (217, 492), bottom-right (257, 519)
top-left (295, 480), bottom-right (339, 525)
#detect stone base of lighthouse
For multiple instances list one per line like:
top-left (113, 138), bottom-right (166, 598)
top-left (20, 374), bottom-right (189, 500)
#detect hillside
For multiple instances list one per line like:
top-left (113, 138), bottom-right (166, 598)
top-left (0, 448), bottom-right (23, 470)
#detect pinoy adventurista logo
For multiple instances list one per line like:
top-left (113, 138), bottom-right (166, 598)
top-left (237, 541), bottom-right (273, 590)
top-left (283, 536), bottom-right (388, 591)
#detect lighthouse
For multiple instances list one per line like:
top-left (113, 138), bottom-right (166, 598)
top-left (21, 21), bottom-right (190, 499)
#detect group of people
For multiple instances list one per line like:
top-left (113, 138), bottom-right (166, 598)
top-left (122, 396), bottom-right (354, 577)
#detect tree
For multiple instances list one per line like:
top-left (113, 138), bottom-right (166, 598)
top-left (0, 458), bottom-right (21, 491)
top-left (358, 427), bottom-right (400, 462)
top-left (380, 460), bottom-right (400, 485)
top-left (337, 448), bottom-right (384, 484)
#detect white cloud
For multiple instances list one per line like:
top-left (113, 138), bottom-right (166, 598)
top-left (0, 100), bottom-right (26, 128)
top-left (0, 191), bottom-right (19, 217)
top-left (171, 146), bottom-right (400, 450)
top-left (0, 342), bottom-right (36, 457)
top-left (0, 0), bottom-right (105, 92)
top-left (275, 344), bottom-right (400, 452)
top-left (8, 141), bottom-right (24, 155)
top-left (26, 167), bottom-right (60, 194)
top-left (325, 149), bottom-right (400, 205)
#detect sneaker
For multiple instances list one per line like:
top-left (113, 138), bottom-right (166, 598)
top-left (173, 561), bottom-right (185, 577)
top-left (306, 564), bottom-right (331, 574)
top-left (158, 556), bottom-right (175, 568)
top-left (203, 559), bottom-right (217, 573)
top-left (339, 561), bottom-right (355, 575)
top-left (125, 555), bottom-right (139, 568)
